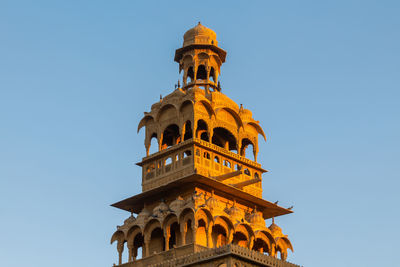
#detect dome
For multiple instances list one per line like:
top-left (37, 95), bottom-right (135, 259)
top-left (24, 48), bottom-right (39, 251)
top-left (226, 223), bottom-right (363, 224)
top-left (227, 201), bottom-right (243, 222)
top-left (269, 222), bottom-right (283, 238)
top-left (248, 207), bottom-right (265, 228)
top-left (206, 191), bottom-right (220, 210)
top-left (153, 200), bottom-right (169, 215)
top-left (170, 196), bottom-right (185, 212)
top-left (183, 22), bottom-right (218, 47)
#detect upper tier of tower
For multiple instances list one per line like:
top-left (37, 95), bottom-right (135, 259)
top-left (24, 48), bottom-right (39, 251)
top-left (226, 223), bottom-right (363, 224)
top-left (174, 22), bottom-right (227, 91)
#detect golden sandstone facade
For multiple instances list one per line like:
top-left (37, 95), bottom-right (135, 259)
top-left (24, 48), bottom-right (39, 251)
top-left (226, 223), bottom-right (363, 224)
top-left (111, 23), bottom-right (299, 267)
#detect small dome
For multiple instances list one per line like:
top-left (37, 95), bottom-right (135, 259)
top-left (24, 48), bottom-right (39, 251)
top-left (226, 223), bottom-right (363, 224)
top-left (136, 206), bottom-right (150, 221)
top-left (227, 201), bottom-right (243, 222)
top-left (269, 222), bottom-right (283, 237)
top-left (206, 191), bottom-right (220, 210)
top-left (153, 200), bottom-right (169, 215)
top-left (170, 196), bottom-right (185, 212)
top-left (248, 208), bottom-right (265, 227)
top-left (183, 22), bottom-right (218, 47)
top-left (123, 214), bottom-right (136, 225)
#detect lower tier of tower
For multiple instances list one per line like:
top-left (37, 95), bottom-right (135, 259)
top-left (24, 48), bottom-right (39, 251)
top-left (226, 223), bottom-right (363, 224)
top-left (116, 244), bottom-right (300, 267)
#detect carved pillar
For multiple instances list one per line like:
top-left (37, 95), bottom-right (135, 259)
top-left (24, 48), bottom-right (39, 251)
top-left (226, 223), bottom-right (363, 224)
top-left (207, 224), bottom-right (213, 248)
top-left (192, 221), bottom-right (197, 244)
top-left (158, 132), bottom-right (163, 151)
top-left (249, 236), bottom-right (254, 250)
top-left (117, 241), bottom-right (124, 265)
top-left (164, 228), bottom-right (171, 251)
top-left (127, 243), bottom-right (134, 262)
top-left (144, 239), bottom-right (150, 258)
top-left (180, 222), bottom-right (187, 246)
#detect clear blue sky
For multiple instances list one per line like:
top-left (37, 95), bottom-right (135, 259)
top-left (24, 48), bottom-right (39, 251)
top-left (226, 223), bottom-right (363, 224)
top-left (1, 1), bottom-right (399, 266)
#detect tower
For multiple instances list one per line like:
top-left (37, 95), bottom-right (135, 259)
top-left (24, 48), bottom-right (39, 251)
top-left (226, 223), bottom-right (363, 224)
top-left (111, 23), bottom-right (300, 267)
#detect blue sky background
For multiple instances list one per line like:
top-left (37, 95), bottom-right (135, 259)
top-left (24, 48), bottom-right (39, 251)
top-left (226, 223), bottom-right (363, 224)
top-left (1, 1), bottom-right (399, 266)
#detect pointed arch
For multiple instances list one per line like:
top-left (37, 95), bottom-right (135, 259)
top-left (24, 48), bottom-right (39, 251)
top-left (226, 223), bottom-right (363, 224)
top-left (156, 103), bottom-right (179, 123)
top-left (111, 230), bottom-right (125, 244)
top-left (137, 115), bottom-right (155, 133)
top-left (195, 100), bottom-right (216, 118)
top-left (246, 122), bottom-right (266, 141)
top-left (216, 107), bottom-right (244, 129)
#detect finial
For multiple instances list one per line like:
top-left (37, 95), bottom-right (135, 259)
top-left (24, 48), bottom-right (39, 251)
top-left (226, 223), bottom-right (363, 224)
top-left (272, 217), bottom-right (275, 224)
top-left (160, 94), bottom-right (162, 102)
top-left (240, 104), bottom-right (243, 111)
top-left (178, 80), bottom-right (180, 88)
top-left (217, 81), bottom-right (221, 91)
top-left (198, 21), bottom-right (201, 25)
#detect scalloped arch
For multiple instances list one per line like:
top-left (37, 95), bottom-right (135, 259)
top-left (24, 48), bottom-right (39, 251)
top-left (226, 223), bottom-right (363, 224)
top-left (246, 122), bottom-right (266, 141)
top-left (111, 230), bottom-right (125, 244)
top-left (216, 107), bottom-right (244, 129)
top-left (137, 115), bottom-right (155, 133)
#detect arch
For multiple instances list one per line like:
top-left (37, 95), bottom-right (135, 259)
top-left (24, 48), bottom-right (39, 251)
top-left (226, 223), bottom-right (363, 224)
top-left (223, 160), bottom-right (231, 168)
top-left (216, 107), bottom-right (244, 129)
top-left (197, 52), bottom-right (210, 60)
top-left (127, 226), bottom-right (142, 244)
top-left (196, 218), bottom-right (207, 247)
top-left (210, 67), bottom-right (216, 82)
top-left (149, 227), bottom-right (165, 254)
top-left (179, 100), bottom-right (194, 117)
top-left (240, 138), bottom-right (255, 160)
top-left (148, 132), bottom-right (158, 155)
top-left (195, 100), bottom-right (216, 118)
top-left (196, 208), bottom-right (213, 225)
top-left (277, 236), bottom-right (294, 252)
top-left (168, 221), bottom-right (181, 249)
top-left (213, 215), bottom-right (234, 237)
top-left (187, 66), bottom-right (194, 83)
top-left (183, 120), bottom-right (193, 141)
top-left (137, 115), bottom-right (155, 133)
top-left (196, 119), bottom-right (209, 141)
top-left (162, 213), bottom-right (178, 232)
top-left (111, 230), bottom-right (125, 244)
top-left (212, 127), bottom-right (237, 151)
top-left (214, 156), bottom-right (220, 163)
top-left (232, 231), bottom-right (248, 248)
top-left (197, 64), bottom-right (207, 80)
top-left (161, 124), bottom-right (180, 149)
top-left (253, 231), bottom-right (273, 254)
top-left (211, 224), bottom-right (227, 247)
top-left (156, 104), bottom-right (179, 123)
top-left (127, 226), bottom-right (144, 261)
top-left (246, 122), bottom-right (266, 141)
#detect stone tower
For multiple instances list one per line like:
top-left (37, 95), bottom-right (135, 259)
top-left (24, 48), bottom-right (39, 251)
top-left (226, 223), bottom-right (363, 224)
top-left (111, 23), bottom-right (299, 267)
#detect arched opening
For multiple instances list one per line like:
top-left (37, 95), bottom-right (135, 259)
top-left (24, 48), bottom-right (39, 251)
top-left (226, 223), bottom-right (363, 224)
top-left (232, 232), bottom-right (248, 248)
top-left (212, 127), bottom-right (237, 151)
top-left (169, 222), bottom-right (181, 249)
top-left (197, 65), bottom-right (207, 80)
top-left (149, 133), bottom-right (158, 155)
top-left (223, 160), bottom-right (231, 168)
top-left (162, 124), bottom-right (180, 149)
top-left (203, 152), bottom-right (210, 160)
top-left (149, 228), bottom-right (165, 254)
top-left (133, 233), bottom-right (144, 260)
top-left (187, 66), bottom-right (194, 83)
top-left (185, 220), bottom-right (193, 244)
top-left (183, 121), bottom-right (193, 141)
top-left (240, 138), bottom-right (255, 161)
top-left (211, 224), bottom-right (227, 248)
top-left (210, 67), bottom-right (216, 82)
top-left (243, 168), bottom-right (251, 176)
top-left (183, 150), bottom-right (191, 158)
top-left (214, 156), bottom-right (220, 163)
top-left (252, 238), bottom-right (269, 254)
top-left (196, 219), bottom-right (207, 247)
top-left (196, 120), bottom-right (209, 141)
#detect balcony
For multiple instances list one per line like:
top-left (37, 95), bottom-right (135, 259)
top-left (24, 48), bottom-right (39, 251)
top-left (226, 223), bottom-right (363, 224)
top-left (140, 138), bottom-right (266, 198)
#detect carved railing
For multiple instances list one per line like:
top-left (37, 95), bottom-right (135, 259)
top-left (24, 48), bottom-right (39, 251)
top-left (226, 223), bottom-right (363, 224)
top-left (116, 244), bottom-right (300, 267)
top-left (141, 138), bottom-right (264, 197)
